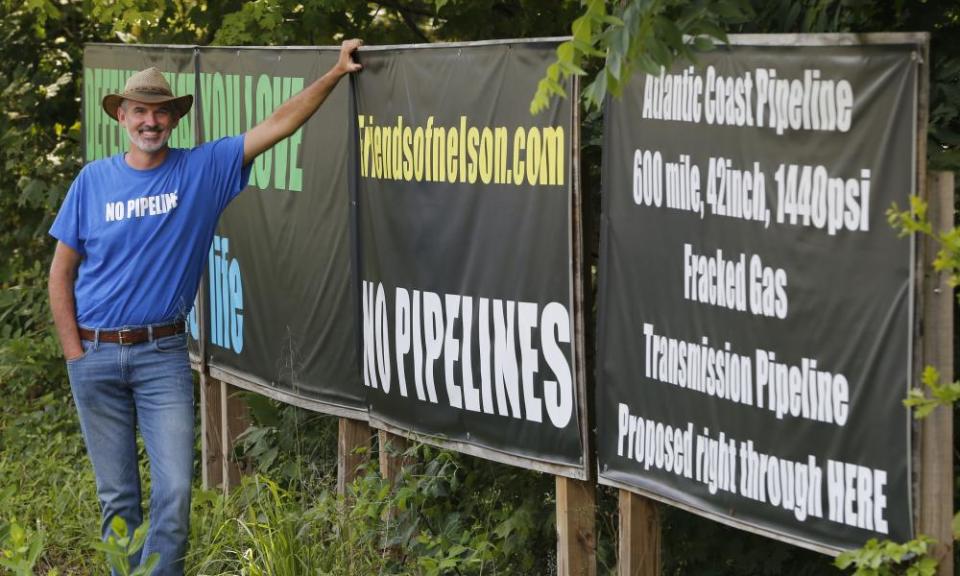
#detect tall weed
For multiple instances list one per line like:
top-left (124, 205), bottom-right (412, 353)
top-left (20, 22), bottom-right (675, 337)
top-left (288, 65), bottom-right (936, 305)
top-left (187, 434), bottom-right (559, 575)
top-left (0, 520), bottom-right (48, 576)
top-left (0, 372), bottom-right (101, 574)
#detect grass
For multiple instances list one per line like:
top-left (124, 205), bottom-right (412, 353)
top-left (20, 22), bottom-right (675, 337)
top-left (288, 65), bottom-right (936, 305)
top-left (0, 343), bottom-right (834, 576)
top-left (0, 368), bottom-right (561, 575)
top-left (1, 389), bottom-right (101, 574)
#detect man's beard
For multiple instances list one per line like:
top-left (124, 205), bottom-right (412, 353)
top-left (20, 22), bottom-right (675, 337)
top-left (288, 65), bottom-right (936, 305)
top-left (126, 125), bottom-right (171, 153)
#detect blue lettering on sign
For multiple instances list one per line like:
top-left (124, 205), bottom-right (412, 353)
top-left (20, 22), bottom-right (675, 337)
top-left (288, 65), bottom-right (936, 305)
top-left (188, 299), bottom-right (200, 340)
top-left (208, 234), bottom-right (244, 354)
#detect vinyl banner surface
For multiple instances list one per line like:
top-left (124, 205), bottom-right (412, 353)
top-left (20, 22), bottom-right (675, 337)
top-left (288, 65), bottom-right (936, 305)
top-left (355, 42), bottom-right (585, 472)
top-left (195, 48), bottom-right (364, 413)
top-left (597, 39), bottom-right (920, 549)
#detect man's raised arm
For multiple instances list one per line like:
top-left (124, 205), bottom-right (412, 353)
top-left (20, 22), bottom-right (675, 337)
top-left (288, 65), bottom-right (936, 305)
top-left (243, 38), bottom-right (362, 166)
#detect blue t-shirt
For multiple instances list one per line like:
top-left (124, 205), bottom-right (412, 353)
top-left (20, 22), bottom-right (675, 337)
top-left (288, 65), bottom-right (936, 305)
top-left (50, 136), bottom-right (252, 329)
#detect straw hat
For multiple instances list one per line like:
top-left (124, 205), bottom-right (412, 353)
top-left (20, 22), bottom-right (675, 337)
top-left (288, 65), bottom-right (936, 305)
top-left (101, 67), bottom-right (193, 121)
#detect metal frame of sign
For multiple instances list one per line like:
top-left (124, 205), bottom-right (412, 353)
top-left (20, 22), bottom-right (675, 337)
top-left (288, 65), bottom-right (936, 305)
top-left (595, 31), bottom-right (929, 556)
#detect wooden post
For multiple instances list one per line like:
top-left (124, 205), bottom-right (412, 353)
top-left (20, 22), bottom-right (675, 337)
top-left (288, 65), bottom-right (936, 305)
top-left (220, 382), bottom-right (251, 494)
top-left (556, 476), bottom-right (596, 576)
top-left (337, 417), bottom-right (371, 496)
top-left (378, 429), bottom-right (413, 553)
top-left (618, 491), bottom-right (660, 576)
top-left (199, 373), bottom-right (223, 490)
top-left (200, 378), bottom-right (250, 493)
top-left (378, 429), bottom-right (412, 484)
top-left (919, 171), bottom-right (954, 575)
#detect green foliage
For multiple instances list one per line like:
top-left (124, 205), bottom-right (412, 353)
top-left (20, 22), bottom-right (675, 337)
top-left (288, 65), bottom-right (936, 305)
top-left (187, 440), bottom-right (557, 575)
top-left (863, 114), bottom-right (960, 573)
top-left (90, 0), bottom-right (581, 48)
top-left (889, 197), bottom-right (960, 419)
top-left (424, 0), bottom-right (580, 43)
top-left (888, 196), bottom-right (960, 297)
top-left (888, 197), bottom-right (935, 238)
top-left (903, 366), bottom-right (960, 419)
top-left (0, 0), bottom-right (86, 272)
top-left (91, 517), bottom-right (159, 576)
top-left (0, 264), bottom-right (67, 405)
top-left (236, 399), bottom-right (339, 485)
top-left (233, 477), bottom-right (317, 576)
top-left (2, 1), bottom-right (958, 575)
top-left (0, 376), bottom-right (102, 573)
top-left (532, 0), bottom-right (752, 113)
top-left (835, 536), bottom-right (937, 576)
top-left (0, 520), bottom-right (51, 576)
top-left (382, 444), bottom-right (557, 574)
top-left (536, 0), bottom-right (960, 182)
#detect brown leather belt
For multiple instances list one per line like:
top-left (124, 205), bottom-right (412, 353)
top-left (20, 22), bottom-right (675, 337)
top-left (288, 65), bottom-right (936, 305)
top-left (79, 322), bottom-right (186, 345)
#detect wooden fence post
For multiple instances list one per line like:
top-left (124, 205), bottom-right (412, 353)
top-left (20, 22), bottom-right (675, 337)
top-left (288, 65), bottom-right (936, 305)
top-left (337, 417), bottom-right (372, 496)
top-left (557, 476), bottom-right (596, 576)
top-left (618, 491), bottom-right (660, 576)
top-left (378, 429), bottom-right (412, 484)
top-left (220, 382), bottom-right (251, 494)
top-left (199, 372), bottom-right (223, 490)
top-left (919, 171), bottom-right (954, 575)
top-left (378, 429), bottom-right (413, 552)
top-left (199, 377), bottom-right (250, 494)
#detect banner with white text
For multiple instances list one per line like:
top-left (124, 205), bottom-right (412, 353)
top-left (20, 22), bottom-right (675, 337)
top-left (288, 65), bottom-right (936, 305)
top-left (354, 42), bottom-right (586, 474)
top-left (597, 38), bottom-right (921, 550)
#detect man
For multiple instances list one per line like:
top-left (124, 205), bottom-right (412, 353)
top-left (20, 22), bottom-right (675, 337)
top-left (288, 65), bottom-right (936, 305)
top-left (48, 39), bottom-right (362, 575)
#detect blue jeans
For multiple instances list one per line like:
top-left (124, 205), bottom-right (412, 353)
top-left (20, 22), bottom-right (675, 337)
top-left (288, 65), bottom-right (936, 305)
top-left (66, 330), bottom-right (194, 576)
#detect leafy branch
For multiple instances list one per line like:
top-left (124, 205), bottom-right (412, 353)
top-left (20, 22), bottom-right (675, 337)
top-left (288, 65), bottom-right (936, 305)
top-left (888, 196), bottom-right (960, 296)
top-left (530, 0), bottom-right (753, 114)
top-left (90, 517), bottom-right (159, 576)
top-left (836, 197), bottom-right (960, 575)
top-left (835, 536), bottom-right (938, 576)
top-left (0, 520), bottom-right (47, 576)
top-left (904, 366), bottom-right (960, 419)
top-left (888, 198), bottom-right (960, 418)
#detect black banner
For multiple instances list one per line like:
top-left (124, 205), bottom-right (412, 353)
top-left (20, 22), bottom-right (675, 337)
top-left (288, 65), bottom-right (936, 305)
top-left (597, 40), bottom-right (921, 549)
top-left (195, 47), bottom-right (364, 413)
top-left (354, 42), bottom-right (585, 472)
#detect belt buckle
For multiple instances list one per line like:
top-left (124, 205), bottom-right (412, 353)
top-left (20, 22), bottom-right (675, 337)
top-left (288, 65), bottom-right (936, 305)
top-left (117, 328), bottom-right (135, 346)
